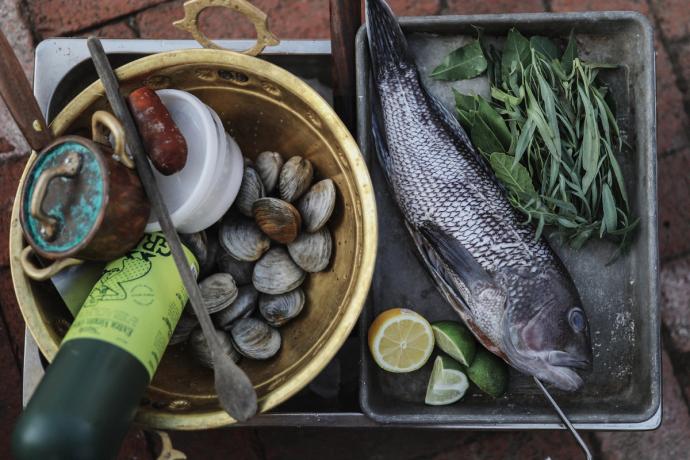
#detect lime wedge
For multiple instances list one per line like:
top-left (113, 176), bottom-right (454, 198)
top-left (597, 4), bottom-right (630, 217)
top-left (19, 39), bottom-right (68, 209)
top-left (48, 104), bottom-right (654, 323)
top-left (466, 348), bottom-right (509, 397)
top-left (431, 320), bottom-right (477, 366)
top-left (425, 355), bottom-right (469, 405)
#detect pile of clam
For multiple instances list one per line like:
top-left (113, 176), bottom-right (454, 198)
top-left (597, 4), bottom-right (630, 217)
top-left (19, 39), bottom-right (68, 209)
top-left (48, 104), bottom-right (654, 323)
top-left (169, 152), bottom-right (336, 367)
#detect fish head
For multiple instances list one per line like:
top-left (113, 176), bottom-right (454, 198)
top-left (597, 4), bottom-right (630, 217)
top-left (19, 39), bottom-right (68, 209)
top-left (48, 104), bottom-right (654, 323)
top-left (500, 267), bottom-right (592, 391)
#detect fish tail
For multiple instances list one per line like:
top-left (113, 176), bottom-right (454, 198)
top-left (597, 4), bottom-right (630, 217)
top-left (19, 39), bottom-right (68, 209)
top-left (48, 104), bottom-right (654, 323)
top-left (365, 0), bottom-right (409, 72)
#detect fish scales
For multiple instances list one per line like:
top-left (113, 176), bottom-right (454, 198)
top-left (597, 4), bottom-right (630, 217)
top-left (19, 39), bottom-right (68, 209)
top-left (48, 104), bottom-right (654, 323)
top-left (375, 62), bottom-right (555, 274)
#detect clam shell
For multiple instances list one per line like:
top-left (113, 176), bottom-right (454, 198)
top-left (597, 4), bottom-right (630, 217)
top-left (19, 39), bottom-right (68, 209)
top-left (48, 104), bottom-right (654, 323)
top-left (196, 273), bottom-right (238, 315)
top-left (179, 231), bottom-right (208, 268)
top-left (278, 156), bottom-right (313, 202)
top-left (297, 179), bottom-right (336, 233)
top-left (230, 317), bottom-right (281, 360)
top-left (253, 247), bottom-right (306, 294)
top-left (169, 313), bottom-right (198, 346)
top-left (287, 227), bottom-right (332, 272)
top-left (213, 285), bottom-right (259, 330)
top-left (259, 288), bottom-right (305, 327)
top-left (252, 197), bottom-right (302, 244)
top-left (236, 165), bottom-right (265, 216)
top-left (255, 151), bottom-right (284, 194)
top-left (202, 228), bottom-right (220, 277)
top-left (216, 250), bottom-right (254, 285)
top-left (219, 217), bottom-right (270, 262)
top-left (189, 328), bottom-right (240, 369)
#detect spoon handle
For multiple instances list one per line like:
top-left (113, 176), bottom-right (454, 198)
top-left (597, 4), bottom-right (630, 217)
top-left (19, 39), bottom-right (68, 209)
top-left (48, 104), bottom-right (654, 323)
top-left (0, 30), bottom-right (52, 151)
top-left (87, 37), bottom-right (257, 422)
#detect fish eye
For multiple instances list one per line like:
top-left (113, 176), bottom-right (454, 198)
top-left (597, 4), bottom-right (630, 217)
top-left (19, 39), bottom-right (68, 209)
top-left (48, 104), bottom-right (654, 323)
top-left (568, 308), bottom-right (586, 332)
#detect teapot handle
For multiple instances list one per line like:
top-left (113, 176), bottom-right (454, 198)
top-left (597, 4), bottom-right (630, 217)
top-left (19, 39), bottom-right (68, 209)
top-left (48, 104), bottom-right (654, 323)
top-left (172, 0), bottom-right (280, 56)
top-left (29, 151), bottom-right (83, 242)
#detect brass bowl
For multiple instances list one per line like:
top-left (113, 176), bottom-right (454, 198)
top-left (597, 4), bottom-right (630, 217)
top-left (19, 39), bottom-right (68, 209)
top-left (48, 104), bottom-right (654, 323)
top-left (9, 48), bottom-right (377, 429)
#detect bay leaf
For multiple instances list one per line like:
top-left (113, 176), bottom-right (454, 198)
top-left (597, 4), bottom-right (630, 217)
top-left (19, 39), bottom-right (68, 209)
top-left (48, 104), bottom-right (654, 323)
top-left (561, 31), bottom-right (577, 75)
top-left (471, 116), bottom-right (505, 157)
top-left (489, 152), bottom-right (537, 196)
top-left (476, 97), bottom-right (512, 151)
top-left (431, 40), bottom-right (488, 81)
top-left (530, 36), bottom-right (560, 60)
top-left (501, 28), bottom-right (530, 82)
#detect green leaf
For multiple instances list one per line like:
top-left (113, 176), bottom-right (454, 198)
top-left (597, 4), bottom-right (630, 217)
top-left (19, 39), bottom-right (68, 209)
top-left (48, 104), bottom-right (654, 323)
top-left (561, 31), bottom-right (577, 75)
top-left (431, 40), bottom-right (488, 81)
top-left (602, 183), bottom-right (618, 232)
top-left (489, 152), bottom-right (537, 196)
top-left (476, 97), bottom-right (512, 152)
top-left (453, 89), bottom-right (479, 112)
top-left (491, 86), bottom-right (523, 106)
top-left (455, 107), bottom-right (475, 129)
top-left (530, 36), bottom-right (560, 60)
top-left (471, 116), bottom-right (505, 156)
top-left (453, 89), bottom-right (479, 128)
top-left (514, 117), bottom-right (536, 164)
top-left (501, 28), bottom-right (530, 82)
top-left (570, 228), bottom-right (593, 249)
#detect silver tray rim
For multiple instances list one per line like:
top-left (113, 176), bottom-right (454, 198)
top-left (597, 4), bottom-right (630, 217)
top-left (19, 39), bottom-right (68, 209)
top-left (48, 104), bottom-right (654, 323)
top-left (355, 11), bottom-right (661, 431)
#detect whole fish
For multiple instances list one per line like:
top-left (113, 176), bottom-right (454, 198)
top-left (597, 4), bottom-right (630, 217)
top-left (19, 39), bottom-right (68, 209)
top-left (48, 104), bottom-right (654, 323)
top-left (366, 0), bottom-right (592, 391)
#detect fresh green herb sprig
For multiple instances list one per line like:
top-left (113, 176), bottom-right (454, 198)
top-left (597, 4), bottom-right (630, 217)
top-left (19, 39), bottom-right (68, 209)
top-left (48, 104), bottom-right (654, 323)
top-left (432, 29), bottom-right (637, 250)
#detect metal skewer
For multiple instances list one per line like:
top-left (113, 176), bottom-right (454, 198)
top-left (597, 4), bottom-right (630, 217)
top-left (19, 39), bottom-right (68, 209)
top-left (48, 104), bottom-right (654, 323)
top-left (87, 37), bottom-right (258, 422)
top-left (534, 377), bottom-right (592, 460)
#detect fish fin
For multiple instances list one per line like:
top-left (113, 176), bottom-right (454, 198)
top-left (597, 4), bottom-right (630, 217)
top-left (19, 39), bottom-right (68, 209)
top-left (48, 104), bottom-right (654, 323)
top-left (410, 223), bottom-right (508, 355)
top-left (418, 222), bottom-right (493, 288)
top-left (365, 0), bottom-right (412, 73)
top-left (371, 94), bottom-right (394, 176)
top-left (408, 225), bottom-right (473, 312)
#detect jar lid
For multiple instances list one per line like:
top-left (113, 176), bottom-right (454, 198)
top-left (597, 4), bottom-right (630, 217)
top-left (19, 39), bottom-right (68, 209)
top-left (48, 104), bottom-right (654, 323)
top-left (21, 139), bottom-right (106, 259)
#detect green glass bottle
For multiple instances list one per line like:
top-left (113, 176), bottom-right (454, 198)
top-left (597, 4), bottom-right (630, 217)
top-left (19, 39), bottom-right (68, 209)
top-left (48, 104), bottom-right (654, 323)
top-left (12, 233), bottom-right (197, 460)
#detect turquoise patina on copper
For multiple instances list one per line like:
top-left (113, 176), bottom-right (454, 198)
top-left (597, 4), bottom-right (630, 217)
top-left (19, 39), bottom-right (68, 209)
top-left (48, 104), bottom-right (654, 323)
top-left (23, 142), bottom-right (104, 254)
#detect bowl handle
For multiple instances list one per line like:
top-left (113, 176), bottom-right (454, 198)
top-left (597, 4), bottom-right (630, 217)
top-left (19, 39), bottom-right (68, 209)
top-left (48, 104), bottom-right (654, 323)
top-left (20, 246), bottom-right (83, 281)
top-left (172, 0), bottom-right (280, 56)
top-left (91, 110), bottom-right (135, 169)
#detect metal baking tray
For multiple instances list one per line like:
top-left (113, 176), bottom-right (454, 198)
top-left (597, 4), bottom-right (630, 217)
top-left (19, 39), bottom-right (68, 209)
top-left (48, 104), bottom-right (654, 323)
top-left (357, 13), bottom-right (660, 429)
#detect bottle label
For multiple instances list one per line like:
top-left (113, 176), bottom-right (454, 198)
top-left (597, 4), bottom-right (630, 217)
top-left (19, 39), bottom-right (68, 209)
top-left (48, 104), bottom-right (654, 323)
top-left (62, 233), bottom-right (198, 379)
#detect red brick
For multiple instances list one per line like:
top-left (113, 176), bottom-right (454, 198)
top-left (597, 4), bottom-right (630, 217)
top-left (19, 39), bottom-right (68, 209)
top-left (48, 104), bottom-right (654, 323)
top-left (136, 0), bottom-right (331, 41)
top-left (0, 153), bottom-right (29, 269)
top-left (167, 428), bottom-right (262, 460)
top-left (0, 0), bottom-right (35, 76)
top-left (661, 255), bottom-right (690, 352)
top-left (117, 429), bottom-right (153, 460)
top-left (551, 0), bottom-right (650, 15)
top-left (655, 39), bottom-right (690, 154)
top-left (597, 349), bottom-right (690, 459)
top-left (0, 0), bottom-right (34, 157)
top-left (28, 0), bottom-right (166, 38)
top-left (391, 0), bottom-right (441, 16)
top-left (444, 0), bottom-right (545, 14)
top-left (0, 269), bottom-right (24, 370)
top-left (258, 427), bottom-right (588, 460)
top-left (81, 20), bottom-right (138, 39)
top-left (655, 0), bottom-right (690, 41)
top-left (260, 428), bottom-right (469, 460)
top-left (672, 40), bottom-right (690, 105)
top-left (435, 432), bottom-right (590, 459)
top-left (658, 148), bottom-right (690, 260)
top-left (0, 312), bottom-right (23, 454)
top-left (0, 137), bottom-right (15, 154)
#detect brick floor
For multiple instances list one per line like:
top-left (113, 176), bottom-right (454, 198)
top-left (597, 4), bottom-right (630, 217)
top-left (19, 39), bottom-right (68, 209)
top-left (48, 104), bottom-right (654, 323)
top-left (1, 0), bottom-right (690, 459)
